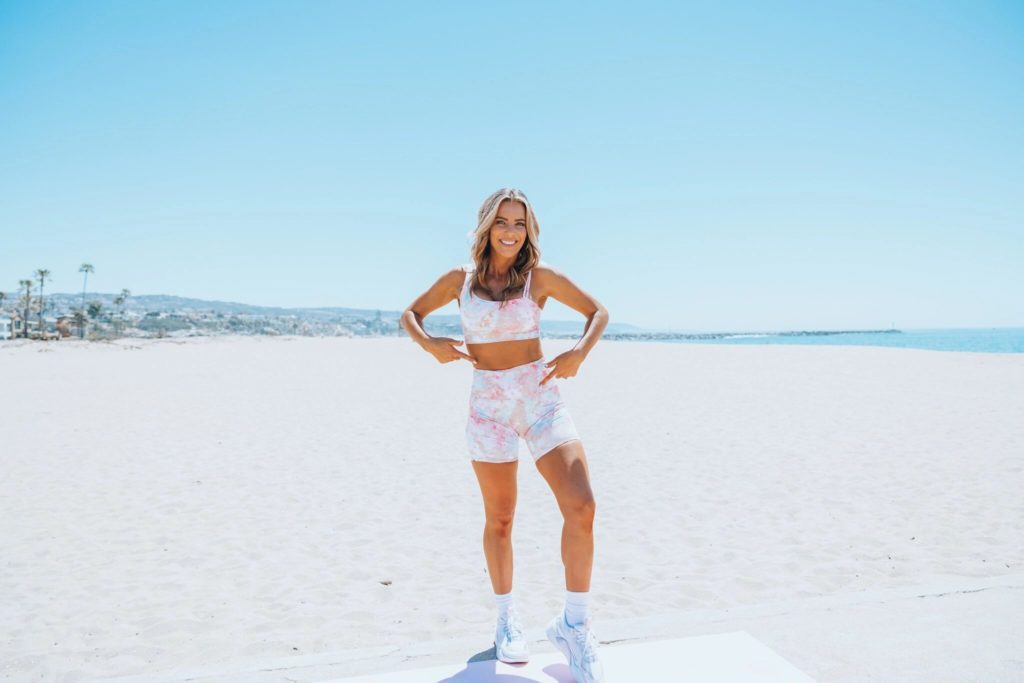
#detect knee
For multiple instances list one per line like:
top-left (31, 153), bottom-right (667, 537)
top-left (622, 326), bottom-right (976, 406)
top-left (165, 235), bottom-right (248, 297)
top-left (484, 510), bottom-right (515, 538)
top-left (563, 494), bottom-right (596, 528)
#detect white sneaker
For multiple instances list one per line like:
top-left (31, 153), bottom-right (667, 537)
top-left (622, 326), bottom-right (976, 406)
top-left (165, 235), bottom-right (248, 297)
top-left (545, 612), bottom-right (604, 683)
top-left (494, 608), bottom-right (530, 663)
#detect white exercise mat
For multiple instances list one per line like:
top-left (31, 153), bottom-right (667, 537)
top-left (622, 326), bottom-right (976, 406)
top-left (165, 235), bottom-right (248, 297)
top-left (329, 630), bottom-right (815, 682)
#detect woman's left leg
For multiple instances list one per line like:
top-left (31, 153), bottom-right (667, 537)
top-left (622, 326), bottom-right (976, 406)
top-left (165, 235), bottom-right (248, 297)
top-left (534, 439), bottom-right (596, 591)
top-left (536, 439), bottom-right (606, 682)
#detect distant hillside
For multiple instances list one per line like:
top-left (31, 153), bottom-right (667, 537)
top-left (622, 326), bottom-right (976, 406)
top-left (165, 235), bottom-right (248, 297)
top-left (38, 292), bottom-right (373, 319)
top-left (12, 292), bottom-right (646, 336)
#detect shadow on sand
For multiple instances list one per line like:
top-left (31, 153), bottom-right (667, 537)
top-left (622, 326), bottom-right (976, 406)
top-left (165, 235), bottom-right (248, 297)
top-left (434, 645), bottom-right (573, 682)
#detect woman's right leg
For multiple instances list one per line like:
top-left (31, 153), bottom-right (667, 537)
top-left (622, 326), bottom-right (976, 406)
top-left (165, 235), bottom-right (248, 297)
top-left (471, 459), bottom-right (518, 594)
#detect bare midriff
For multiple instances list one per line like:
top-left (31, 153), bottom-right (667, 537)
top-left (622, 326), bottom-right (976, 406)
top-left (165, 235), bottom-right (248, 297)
top-left (467, 337), bottom-right (543, 371)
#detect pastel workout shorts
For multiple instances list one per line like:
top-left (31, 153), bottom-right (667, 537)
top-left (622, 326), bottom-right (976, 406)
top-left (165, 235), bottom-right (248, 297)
top-left (466, 358), bottom-right (581, 463)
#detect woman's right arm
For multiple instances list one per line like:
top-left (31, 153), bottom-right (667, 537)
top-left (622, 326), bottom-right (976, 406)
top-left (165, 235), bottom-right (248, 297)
top-left (401, 267), bottom-right (477, 365)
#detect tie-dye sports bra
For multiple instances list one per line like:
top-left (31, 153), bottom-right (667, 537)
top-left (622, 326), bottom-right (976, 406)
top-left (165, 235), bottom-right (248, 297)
top-left (459, 264), bottom-right (541, 344)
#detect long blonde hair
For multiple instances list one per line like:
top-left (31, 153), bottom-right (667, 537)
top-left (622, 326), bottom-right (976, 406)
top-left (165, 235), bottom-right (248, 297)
top-left (467, 188), bottom-right (542, 308)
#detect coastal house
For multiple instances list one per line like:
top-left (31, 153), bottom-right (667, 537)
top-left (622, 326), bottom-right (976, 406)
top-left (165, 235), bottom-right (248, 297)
top-left (4, 311), bottom-right (26, 339)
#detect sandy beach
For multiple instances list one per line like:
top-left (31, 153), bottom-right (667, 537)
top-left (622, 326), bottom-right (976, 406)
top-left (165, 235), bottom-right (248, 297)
top-left (1, 335), bottom-right (1022, 682)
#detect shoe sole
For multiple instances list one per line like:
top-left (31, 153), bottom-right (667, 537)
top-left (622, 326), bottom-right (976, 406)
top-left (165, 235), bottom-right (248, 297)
top-left (494, 639), bottom-right (530, 663)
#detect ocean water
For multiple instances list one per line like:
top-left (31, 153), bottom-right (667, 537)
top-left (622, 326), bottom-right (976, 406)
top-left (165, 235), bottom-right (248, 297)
top-left (662, 328), bottom-right (1024, 353)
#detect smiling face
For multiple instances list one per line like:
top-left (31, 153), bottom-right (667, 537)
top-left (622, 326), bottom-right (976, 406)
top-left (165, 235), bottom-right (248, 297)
top-left (488, 199), bottom-right (528, 257)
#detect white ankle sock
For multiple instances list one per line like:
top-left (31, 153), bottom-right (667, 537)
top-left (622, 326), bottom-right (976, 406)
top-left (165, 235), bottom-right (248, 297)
top-left (495, 590), bottom-right (515, 620)
top-left (564, 589), bottom-right (589, 626)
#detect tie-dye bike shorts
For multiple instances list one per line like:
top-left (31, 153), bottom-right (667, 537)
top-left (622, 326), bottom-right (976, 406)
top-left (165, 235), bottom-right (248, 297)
top-left (466, 357), bottom-right (581, 463)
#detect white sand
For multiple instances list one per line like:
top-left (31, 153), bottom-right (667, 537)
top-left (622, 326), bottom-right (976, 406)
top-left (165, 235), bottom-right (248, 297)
top-left (1, 336), bottom-right (1022, 681)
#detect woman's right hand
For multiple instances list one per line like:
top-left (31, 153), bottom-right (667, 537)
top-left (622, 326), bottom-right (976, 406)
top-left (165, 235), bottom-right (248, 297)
top-left (423, 337), bottom-right (478, 366)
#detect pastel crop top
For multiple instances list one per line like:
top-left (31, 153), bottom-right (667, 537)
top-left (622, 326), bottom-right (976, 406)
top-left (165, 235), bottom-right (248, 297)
top-left (459, 265), bottom-right (541, 344)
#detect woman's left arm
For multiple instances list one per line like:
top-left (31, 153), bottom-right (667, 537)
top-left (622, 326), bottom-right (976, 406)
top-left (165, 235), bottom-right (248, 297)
top-left (538, 266), bottom-right (609, 384)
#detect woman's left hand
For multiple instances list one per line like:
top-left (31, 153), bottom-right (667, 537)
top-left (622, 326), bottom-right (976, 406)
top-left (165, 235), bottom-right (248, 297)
top-left (540, 348), bottom-right (586, 385)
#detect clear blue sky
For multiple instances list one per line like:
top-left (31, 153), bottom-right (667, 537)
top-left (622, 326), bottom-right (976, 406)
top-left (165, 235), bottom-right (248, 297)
top-left (1, 1), bottom-right (1021, 331)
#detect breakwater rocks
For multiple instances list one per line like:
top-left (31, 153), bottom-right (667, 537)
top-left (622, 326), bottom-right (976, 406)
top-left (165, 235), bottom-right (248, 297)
top-left (543, 329), bottom-right (902, 342)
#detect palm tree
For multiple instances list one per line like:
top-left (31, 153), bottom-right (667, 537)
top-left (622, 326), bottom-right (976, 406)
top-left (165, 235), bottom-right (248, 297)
top-left (113, 288), bottom-right (131, 336)
top-left (34, 269), bottom-right (51, 338)
top-left (71, 309), bottom-right (88, 338)
top-left (79, 263), bottom-right (94, 337)
top-left (18, 279), bottom-right (33, 338)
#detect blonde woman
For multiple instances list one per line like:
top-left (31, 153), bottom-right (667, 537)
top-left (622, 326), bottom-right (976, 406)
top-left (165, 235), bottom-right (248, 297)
top-left (401, 188), bottom-right (608, 683)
